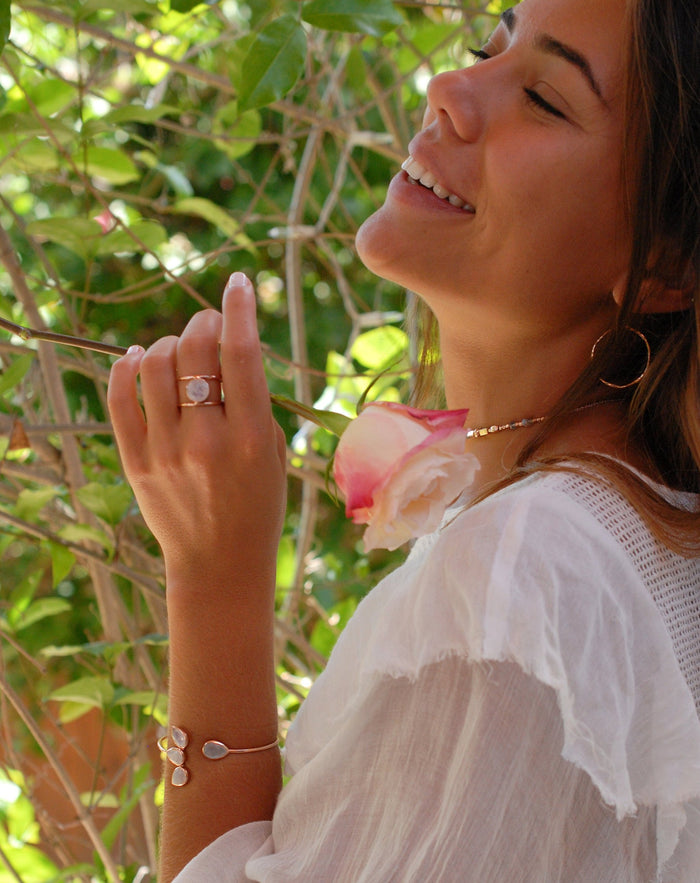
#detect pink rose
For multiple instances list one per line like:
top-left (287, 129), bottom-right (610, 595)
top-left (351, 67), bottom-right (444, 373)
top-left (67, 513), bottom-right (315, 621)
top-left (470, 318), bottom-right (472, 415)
top-left (333, 402), bottom-right (479, 551)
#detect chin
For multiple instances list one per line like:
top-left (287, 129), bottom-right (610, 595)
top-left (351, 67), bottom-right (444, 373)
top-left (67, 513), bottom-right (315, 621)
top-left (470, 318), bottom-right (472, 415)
top-left (355, 209), bottom-right (411, 287)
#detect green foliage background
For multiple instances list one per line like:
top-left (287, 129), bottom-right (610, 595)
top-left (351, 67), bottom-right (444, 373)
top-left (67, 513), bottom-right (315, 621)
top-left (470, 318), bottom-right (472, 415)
top-left (0, 0), bottom-right (499, 879)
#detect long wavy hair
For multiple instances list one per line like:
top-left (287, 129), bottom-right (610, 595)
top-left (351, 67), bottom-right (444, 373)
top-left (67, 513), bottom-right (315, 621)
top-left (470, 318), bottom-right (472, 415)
top-left (409, 0), bottom-right (700, 553)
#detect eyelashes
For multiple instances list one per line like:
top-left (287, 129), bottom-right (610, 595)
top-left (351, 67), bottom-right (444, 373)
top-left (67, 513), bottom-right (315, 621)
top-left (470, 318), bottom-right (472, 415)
top-left (468, 47), bottom-right (491, 62)
top-left (466, 47), bottom-right (567, 120)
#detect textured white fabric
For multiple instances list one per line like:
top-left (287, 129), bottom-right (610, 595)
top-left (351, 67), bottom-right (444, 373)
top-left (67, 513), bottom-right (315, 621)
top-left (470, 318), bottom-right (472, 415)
top-left (173, 469), bottom-right (700, 882)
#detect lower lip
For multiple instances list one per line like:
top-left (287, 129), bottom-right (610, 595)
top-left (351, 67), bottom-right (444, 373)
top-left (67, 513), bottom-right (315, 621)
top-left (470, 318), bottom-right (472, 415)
top-left (388, 171), bottom-right (475, 216)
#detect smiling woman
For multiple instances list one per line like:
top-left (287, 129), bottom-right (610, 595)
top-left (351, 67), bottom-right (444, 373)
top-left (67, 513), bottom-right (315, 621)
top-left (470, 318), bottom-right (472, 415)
top-left (108, 0), bottom-right (700, 879)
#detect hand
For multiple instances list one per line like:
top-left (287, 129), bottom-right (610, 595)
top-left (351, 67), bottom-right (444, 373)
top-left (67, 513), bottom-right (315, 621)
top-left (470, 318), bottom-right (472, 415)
top-left (108, 273), bottom-right (287, 594)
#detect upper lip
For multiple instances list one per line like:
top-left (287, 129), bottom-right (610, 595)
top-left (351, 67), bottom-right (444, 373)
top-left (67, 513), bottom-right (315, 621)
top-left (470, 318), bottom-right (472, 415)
top-left (401, 153), bottom-right (475, 213)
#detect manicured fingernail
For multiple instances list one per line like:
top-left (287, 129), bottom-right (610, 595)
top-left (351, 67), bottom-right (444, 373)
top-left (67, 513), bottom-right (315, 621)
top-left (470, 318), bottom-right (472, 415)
top-left (229, 271), bottom-right (249, 287)
top-left (127, 345), bottom-right (144, 356)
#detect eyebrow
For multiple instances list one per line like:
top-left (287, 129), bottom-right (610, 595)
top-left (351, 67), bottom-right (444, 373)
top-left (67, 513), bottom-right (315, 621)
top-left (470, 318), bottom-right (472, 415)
top-left (501, 8), bottom-right (606, 105)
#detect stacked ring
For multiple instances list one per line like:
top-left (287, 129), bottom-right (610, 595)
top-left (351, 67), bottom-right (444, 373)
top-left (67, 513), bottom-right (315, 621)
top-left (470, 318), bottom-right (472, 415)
top-left (177, 374), bottom-right (223, 408)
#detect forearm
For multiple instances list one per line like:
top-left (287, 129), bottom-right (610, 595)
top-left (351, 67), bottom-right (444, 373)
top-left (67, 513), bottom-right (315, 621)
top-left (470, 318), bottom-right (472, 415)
top-left (159, 564), bottom-right (282, 881)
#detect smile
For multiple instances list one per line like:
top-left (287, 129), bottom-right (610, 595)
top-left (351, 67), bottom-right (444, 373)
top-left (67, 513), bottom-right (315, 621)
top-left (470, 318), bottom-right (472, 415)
top-left (401, 156), bottom-right (475, 213)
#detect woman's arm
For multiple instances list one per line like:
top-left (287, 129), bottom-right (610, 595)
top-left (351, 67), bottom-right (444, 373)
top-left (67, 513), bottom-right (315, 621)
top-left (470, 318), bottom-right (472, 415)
top-left (108, 273), bottom-right (287, 880)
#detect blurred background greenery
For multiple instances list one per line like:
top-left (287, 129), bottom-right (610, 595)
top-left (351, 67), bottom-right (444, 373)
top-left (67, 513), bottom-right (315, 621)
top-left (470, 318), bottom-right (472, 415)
top-left (0, 0), bottom-right (503, 878)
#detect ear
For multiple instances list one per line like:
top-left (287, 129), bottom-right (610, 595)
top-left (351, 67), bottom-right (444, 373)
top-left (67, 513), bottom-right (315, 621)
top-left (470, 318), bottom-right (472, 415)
top-left (612, 269), bottom-right (695, 314)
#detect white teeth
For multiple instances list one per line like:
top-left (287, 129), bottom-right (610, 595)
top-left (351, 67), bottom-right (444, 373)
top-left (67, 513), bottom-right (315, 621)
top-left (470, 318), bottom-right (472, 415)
top-left (401, 155), bottom-right (474, 212)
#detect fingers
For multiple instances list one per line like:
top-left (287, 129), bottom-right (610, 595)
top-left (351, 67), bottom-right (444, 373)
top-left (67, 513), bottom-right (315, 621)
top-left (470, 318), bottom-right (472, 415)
top-left (176, 309), bottom-right (224, 415)
top-left (108, 345), bottom-right (147, 472)
top-left (220, 272), bottom-right (272, 432)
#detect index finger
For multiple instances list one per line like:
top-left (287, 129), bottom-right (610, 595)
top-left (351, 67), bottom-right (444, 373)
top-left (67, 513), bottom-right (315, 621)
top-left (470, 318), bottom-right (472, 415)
top-left (220, 272), bottom-right (273, 430)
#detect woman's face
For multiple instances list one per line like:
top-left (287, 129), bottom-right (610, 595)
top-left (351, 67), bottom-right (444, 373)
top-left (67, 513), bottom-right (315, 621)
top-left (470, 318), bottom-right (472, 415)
top-left (356, 0), bottom-right (631, 335)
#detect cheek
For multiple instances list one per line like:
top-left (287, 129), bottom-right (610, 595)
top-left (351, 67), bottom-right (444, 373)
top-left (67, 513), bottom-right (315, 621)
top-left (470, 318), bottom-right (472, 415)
top-left (502, 148), bottom-right (627, 262)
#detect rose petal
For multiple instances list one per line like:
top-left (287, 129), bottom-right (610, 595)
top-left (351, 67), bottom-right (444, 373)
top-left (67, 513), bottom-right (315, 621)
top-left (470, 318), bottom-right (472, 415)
top-left (333, 401), bottom-right (478, 550)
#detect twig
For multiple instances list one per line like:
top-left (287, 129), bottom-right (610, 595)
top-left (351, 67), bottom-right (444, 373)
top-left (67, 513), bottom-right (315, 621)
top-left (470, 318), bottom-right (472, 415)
top-left (0, 315), bottom-right (128, 357)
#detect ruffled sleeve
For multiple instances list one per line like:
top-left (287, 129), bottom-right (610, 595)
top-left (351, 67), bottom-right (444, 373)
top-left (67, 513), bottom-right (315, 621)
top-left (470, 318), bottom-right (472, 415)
top-left (286, 475), bottom-right (700, 879)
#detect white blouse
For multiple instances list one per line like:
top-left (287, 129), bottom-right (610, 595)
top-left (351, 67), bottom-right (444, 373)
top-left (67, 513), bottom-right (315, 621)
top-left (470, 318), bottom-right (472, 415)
top-left (174, 469), bottom-right (700, 882)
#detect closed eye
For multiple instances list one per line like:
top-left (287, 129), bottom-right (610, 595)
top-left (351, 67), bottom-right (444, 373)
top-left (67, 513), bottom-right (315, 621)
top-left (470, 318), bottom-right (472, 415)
top-left (524, 88), bottom-right (567, 120)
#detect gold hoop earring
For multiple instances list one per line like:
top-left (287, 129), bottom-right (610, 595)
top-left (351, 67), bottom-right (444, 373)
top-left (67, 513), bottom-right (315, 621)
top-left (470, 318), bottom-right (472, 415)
top-left (591, 326), bottom-right (651, 390)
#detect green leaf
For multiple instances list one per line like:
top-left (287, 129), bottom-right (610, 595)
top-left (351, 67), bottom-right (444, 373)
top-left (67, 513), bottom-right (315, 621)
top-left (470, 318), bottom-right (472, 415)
top-left (48, 676), bottom-right (115, 710)
top-left (302, 0), bottom-right (403, 37)
top-left (15, 487), bottom-right (59, 521)
top-left (351, 326), bottom-right (408, 370)
top-left (4, 139), bottom-right (58, 173)
top-left (270, 394), bottom-right (352, 437)
top-left (26, 217), bottom-right (103, 261)
top-left (156, 162), bottom-right (194, 197)
top-left (12, 597), bottom-right (72, 632)
top-left (213, 104), bottom-right (262, 160)
top-left (114, 689), bottom-right (168, 725)
top-left (0, 354), bottom-right (33, 397)
top-left (48, 541), bottom-right (75, 587)
top-left (172, 197), bottom-right (241, 239)
top-left (79, 791), bottom-right (119, 808)
top-left (81, 0), bottom-right (155, 13)
top-left (59, 523), bottom-right (115, 557)
top-left (103, 103), bottom-right (178, 126)
top-left (237, 16), bottom-right (307, 112)
top-left (170, 0), bottom-right (203, 11)
top-left (100, 764), bottom-right (154, 850)
top-left (0, 0), bottom-right (10, 54)
top-left (75, 481), bottom-right (132, 525)
top-left (84, 147), bottom-right (140, 184)
top-left (6, 79), bottom-right (75, 118)
top-left (96, 220), bottom-right (168, 256)
top-left (5, 570), bottom-right (42, 631)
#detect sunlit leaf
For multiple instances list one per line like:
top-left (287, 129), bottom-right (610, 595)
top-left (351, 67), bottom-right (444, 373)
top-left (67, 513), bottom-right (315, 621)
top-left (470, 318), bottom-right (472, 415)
top-left (75, 481), bottom-right (133, 525)
top-left (0, 354), bottom-right (33, 397)
top-left (173, 197), bottom-right (242, 239)
top-left (302, 0), bottom-right (403, 37)
top-left (79, 791), bottom-right (119, 808)
top-left (12, 598), bottom-right (72, 631)
top-left (351, 326), bottom-right (408, 370)
top-left (270, 394), bottom-right (352, 437)
top-left (114, 689), bottom-right (168, 725)
top-left (237, 16), bottom-right (307, 112)
top-left (48, 676), bottom-right (115, 709)
top-left (15, 487), bottom-right (59, 521)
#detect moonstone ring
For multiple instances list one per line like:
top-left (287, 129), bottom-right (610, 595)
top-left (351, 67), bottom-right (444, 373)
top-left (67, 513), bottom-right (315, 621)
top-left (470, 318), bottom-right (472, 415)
top-left (177, 374), bottom-right (223, 407)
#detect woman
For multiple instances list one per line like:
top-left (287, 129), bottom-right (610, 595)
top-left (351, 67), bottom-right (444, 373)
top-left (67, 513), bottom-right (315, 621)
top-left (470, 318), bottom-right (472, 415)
top-left (108, 0), bottom-right (700, 878)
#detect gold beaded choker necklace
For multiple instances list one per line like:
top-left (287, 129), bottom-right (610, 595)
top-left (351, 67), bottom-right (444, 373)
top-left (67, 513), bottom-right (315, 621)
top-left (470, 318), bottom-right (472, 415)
top-left (465, 415), bottom-right (545, 439)
top-left (464, 399), bottom-right (621, 440)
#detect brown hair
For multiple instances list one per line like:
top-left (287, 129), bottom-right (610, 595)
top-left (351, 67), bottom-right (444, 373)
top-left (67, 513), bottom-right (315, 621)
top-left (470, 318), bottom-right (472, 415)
top-left (409, 0), bottom-right (700, 553)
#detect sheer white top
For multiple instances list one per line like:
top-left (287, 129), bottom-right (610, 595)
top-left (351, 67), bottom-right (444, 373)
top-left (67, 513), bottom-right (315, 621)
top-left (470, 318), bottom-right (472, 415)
top-left (173, 469), bottom-right (700, 882)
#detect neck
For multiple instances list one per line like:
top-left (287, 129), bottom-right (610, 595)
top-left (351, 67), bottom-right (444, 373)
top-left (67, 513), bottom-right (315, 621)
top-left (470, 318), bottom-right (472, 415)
top-left (433, 306), bottom-right (636, 491)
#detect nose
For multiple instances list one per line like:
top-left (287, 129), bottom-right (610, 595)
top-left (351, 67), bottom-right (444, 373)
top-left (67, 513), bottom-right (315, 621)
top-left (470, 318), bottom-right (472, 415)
top-left (425, 68), bottom-right (484, 143)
